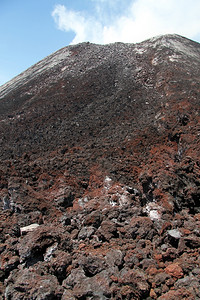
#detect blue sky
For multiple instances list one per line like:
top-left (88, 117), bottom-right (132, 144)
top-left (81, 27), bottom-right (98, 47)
top-left (1, 0), bottom-right (200, 86)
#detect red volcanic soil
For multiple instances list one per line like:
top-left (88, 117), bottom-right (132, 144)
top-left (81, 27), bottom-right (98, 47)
top-left (0, 34), bottom-right (200, 299)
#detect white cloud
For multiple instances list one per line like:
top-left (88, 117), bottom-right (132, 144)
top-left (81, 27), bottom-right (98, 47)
top-left (52, 0), bottom-right (200, 44)
top-left (52, 4), bottom-right (103, 44)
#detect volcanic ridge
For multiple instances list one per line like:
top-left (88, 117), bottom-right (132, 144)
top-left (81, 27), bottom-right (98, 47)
top-left (0, 34), bottom-right (200, 299)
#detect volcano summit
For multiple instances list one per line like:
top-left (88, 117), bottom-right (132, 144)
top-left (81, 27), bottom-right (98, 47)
top-left (0, 34), bottom-right (200, 299)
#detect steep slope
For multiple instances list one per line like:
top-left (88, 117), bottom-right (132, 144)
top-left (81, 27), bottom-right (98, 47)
top-left (0, 34), bottom-right (200, 299)
top-left (0, 34), bottom-right (199, 158)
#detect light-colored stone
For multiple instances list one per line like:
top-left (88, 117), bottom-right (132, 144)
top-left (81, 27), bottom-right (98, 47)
top-left (167, 229), bottom-right (182, 239)
top-left (20, 223), bottom-right (40, 235)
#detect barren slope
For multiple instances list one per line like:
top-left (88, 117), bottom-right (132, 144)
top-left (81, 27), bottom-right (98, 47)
top-left (0, 34), bottom-right (200, 299)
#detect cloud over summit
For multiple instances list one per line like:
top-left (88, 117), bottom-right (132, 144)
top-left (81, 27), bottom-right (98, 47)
top-left (52, 0), bottom-right (200, 44)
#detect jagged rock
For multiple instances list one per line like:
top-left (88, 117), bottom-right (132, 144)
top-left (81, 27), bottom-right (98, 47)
top-left (17, 225), bottom-right (71, 265)
top-left (158, 288), bottom-right (196, 300)
top-left (165, 263), bottom-right (184, 278)
top-left (49, 250), bottom-right (72, 282)
top-left (62, 267), bottom-right (86, 289)
top-left (128, 216), bottom-right (155, 240)
top-left (175, 274), bottom-right (200, 298)
top-left (154, 272), bottom-right (171, 287)
top-left (0, 255), bottom-right (19, 275)
top-left (124, 249), bottom-right (140, 268)
top-left (84, 210), bottom-right (102, 228)
top-left (96, 220), bottom-right (118, 241)
top-left (184, 235), bottom-right (200, 248)
top-left (78, 226), bottom-right (95, 240)
top-left (119, 268), bottom-right (150, 298)
top-left (5, 269), bottom-right (63, 300)
top-left (80, 255), bottom-right (104, 277)
top-left (105, 249), bottom-right (123, 267)
top-left (72, 270), bottom-right (112, 299)
top-left (61, 289), bottom-right (76, 300)
top-left (0, 34), bottom-right (200, 299)
top-left (55, 187), bottom-right (75, 208)
top-left (162, 247), bottom-right (178, 261)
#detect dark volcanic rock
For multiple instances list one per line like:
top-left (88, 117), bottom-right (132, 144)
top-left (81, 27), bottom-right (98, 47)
top-left (0, 34), bottom-right (200, 299)
top-left (5, 269), bottom-right (63, 300)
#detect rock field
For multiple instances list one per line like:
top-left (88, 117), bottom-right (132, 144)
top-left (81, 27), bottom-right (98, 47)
top-left (0, 34), bottom-right (200, 299)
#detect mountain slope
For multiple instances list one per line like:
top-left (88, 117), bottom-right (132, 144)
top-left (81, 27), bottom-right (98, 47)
top-left (0, 34), bottom-right (199, 158)
top-left (0, 34), bottom-right (200, 299)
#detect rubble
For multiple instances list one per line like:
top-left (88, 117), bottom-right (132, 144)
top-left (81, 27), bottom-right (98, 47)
top-left (0, 34), bottom-right (200, 299)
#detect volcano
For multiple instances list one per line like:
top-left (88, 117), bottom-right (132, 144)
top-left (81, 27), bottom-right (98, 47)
top-left (0, 34), bottom-right (200, 299)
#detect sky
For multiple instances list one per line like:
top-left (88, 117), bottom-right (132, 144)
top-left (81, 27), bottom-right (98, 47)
top-left (0, 0), bottom-right (200, 86)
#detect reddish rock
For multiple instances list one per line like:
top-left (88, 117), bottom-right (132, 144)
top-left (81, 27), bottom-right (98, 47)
top-left (165, 263), bottom-right (184, 278)
top-left (150, 288), bottom-right (157, 299)
top-left (154, 254), bottom-right (163, 263)
top-left (0, 255), bottom-right (19, 273)
top-left (119, 268), bottom-right (150, 297)
top-left (160, 222), bottom-right (172, 235)
top-left (111, 284), bottom-right (140, 300)
top-left (96, 220), bottom-right (118, 241)
top-left (0, 34), bottom-right (200, 299)
top-left (78, 243), bottom-right (86, 250)
top-left (147, 267), bottom-right (159, 276)
top-left (180, 228), bottom-right (192, 235)
top-left (84, 210), bottom-right (102, 228)
top-left (110, 275), bottom-right (118, 282)
top-left (158, 288), bottom-right (195, 300)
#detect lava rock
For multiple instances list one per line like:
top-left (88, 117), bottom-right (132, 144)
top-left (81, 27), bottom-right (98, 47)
top-left (5, 269), bottom-right (63, 300)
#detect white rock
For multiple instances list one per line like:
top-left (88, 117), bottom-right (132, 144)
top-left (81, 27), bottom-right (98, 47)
top-left (145, 202), bottom-right (162, 221)
top-left (20, 223), bottom-right (40, 235)
top-left (167, 229), bottom-right (182, 239)
top-left (44, 243), bottom-right (58, 262)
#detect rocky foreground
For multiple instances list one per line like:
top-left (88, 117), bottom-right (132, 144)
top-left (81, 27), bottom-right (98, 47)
top-left (0, 34), bottom-right (200, 299)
